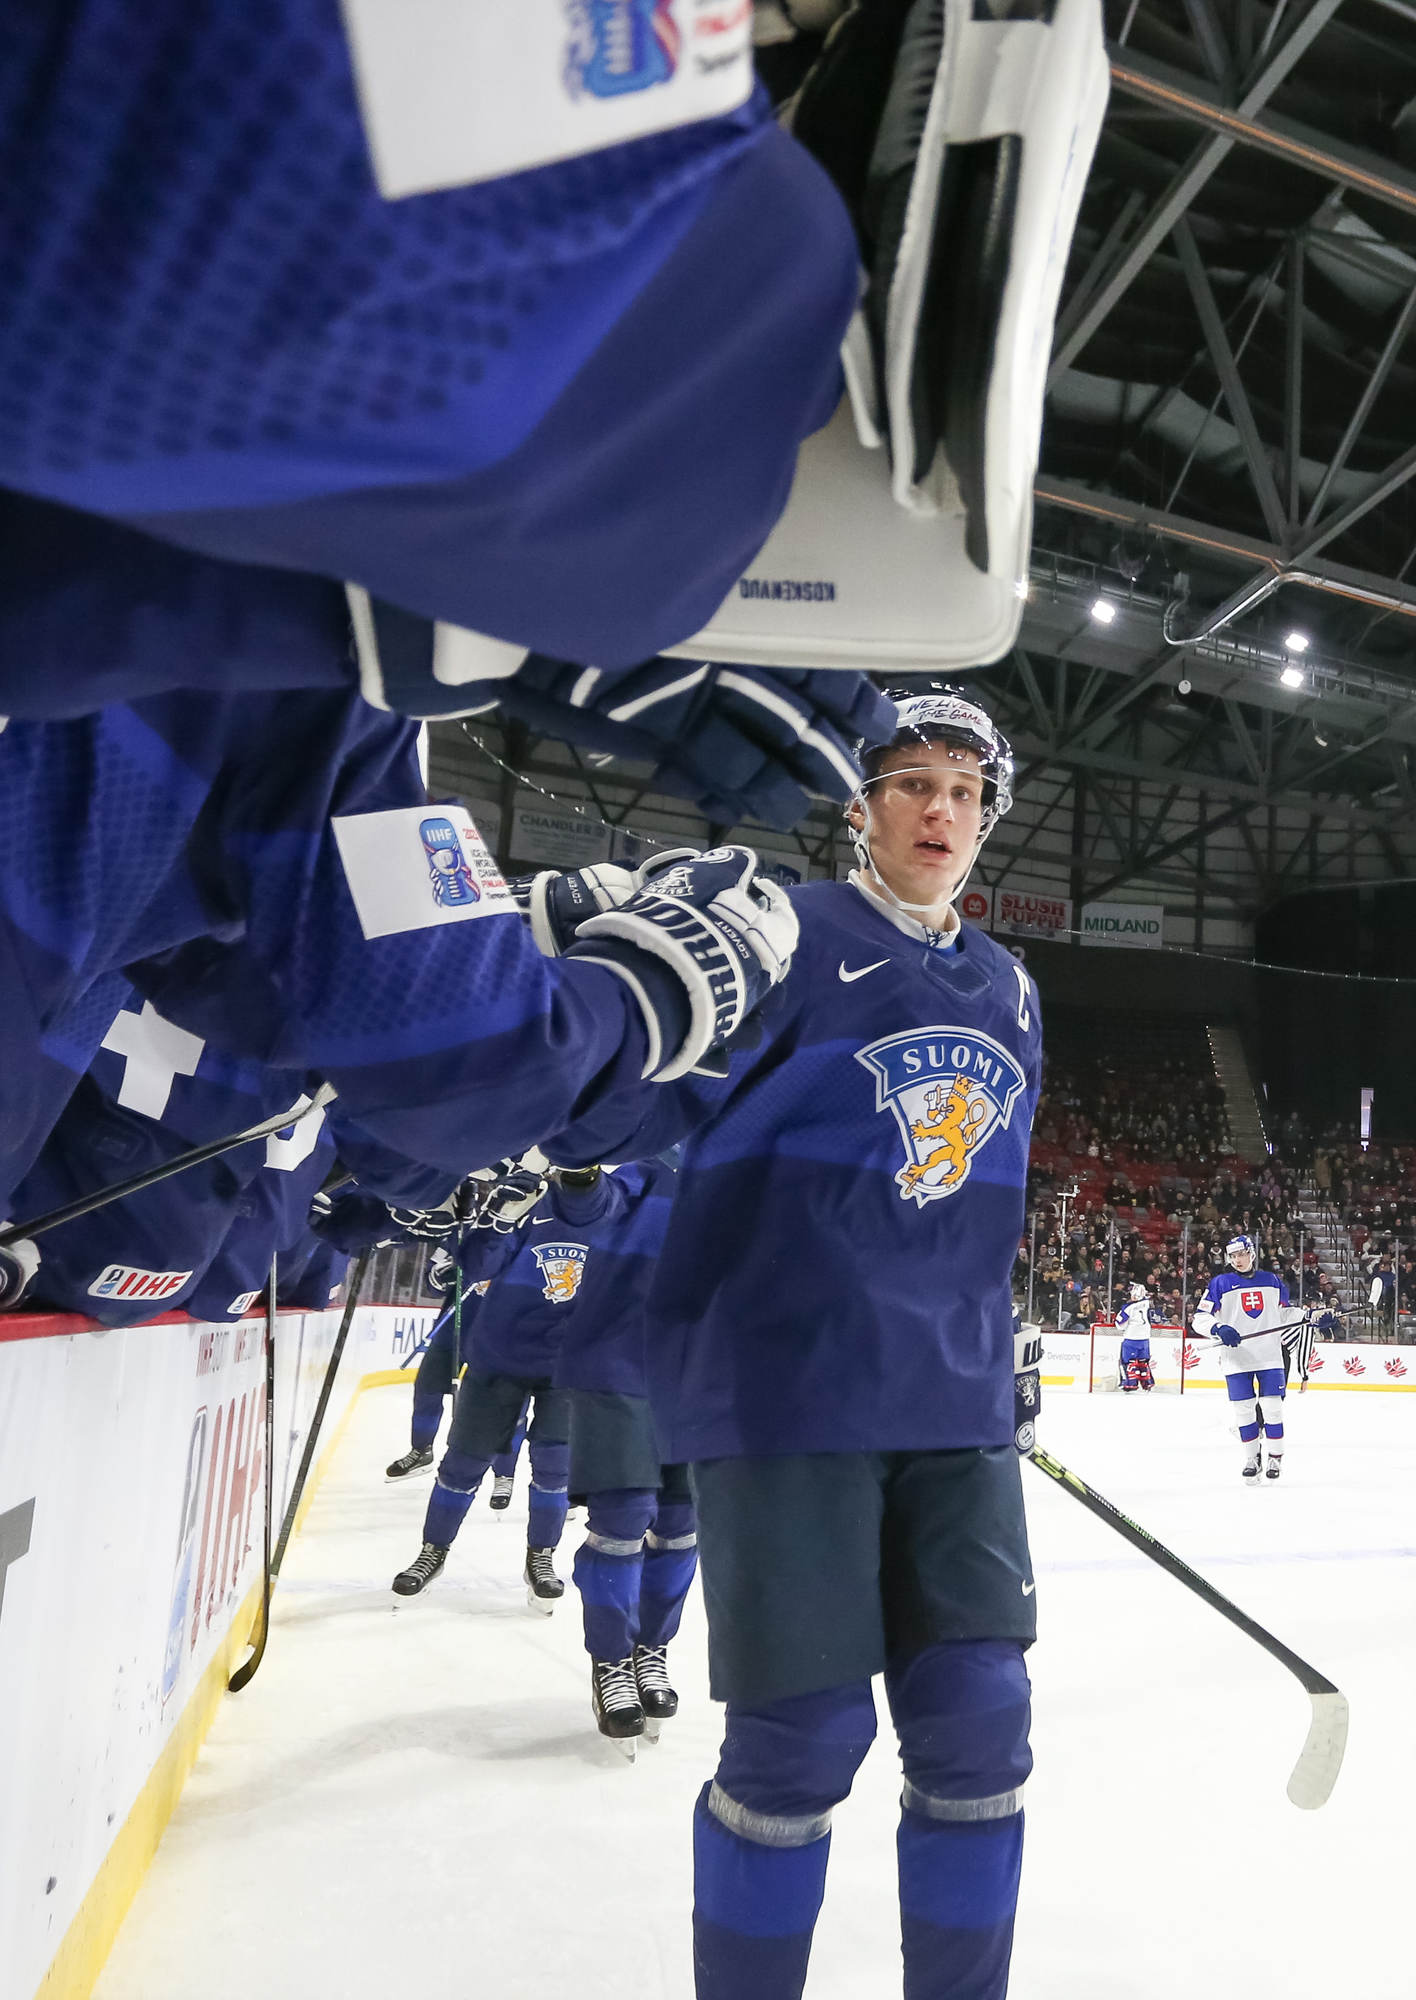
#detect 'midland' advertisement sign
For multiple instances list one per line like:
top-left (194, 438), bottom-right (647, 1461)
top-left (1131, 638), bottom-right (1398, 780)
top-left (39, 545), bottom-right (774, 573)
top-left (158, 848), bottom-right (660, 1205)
top-left (1079, 900), bottom-right (1164, 949)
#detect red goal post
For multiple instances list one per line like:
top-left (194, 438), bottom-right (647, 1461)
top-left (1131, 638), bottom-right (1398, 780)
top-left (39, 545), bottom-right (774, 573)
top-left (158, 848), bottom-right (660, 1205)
top-left (1087, 1319), bottom-right (1193, 1393)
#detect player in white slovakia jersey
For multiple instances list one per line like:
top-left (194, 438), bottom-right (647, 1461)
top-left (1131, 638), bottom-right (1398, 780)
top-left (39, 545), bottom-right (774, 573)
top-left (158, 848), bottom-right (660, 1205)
top-left (1191, 1235), bottom-right (1302, 1481)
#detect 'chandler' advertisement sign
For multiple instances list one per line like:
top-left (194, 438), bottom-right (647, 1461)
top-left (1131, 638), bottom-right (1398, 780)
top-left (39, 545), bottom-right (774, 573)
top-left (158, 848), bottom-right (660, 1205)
top-left (1079, 900), bottom-right (1164, 949)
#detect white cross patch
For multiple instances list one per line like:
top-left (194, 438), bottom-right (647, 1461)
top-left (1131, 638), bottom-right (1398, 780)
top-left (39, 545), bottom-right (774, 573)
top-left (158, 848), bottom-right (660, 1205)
top-left (100, 1002), bottom-right (204, 1121)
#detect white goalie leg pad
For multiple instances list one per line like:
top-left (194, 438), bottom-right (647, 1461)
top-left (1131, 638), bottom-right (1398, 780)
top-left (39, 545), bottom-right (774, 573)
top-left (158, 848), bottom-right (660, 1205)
top-left (666, 0), bottom-right (1109, 672)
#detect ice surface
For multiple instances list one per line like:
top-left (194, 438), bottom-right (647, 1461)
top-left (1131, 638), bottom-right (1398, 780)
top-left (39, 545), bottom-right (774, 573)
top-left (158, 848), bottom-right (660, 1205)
top-left (94, 1385), bottom-right (1416, 2000)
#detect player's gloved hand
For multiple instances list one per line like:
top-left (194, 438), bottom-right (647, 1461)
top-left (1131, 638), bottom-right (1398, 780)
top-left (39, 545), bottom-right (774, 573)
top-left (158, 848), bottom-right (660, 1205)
top-left (349, 596), bottom-right (893, 828)
top-left (1013, 1318), bottom-right (1041, 1456)
top-left (465, 1155), bottom-right (550, 1233)
top-left (0, 1231), bottom-right (40, 1309)
top-left (427, 1245), bottom-right (455, 1294)
top-left (1310, 1310), bottom-right (1339, 1335)
top-left (1215, 1324), bottom-right (1242, 1348)
top-left (566, 846), bottom-right (798, 1083)
top-left (386, 1179), bottom-right (476, 1241)
top-left (511, 860), bottom-right (650, 957)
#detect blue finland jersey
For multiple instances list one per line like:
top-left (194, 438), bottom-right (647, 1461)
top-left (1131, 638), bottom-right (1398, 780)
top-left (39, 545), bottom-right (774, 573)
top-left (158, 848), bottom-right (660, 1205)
top-left (13, 981), bottom-right (331, 1326)
top-left (553, 1162), bottom-right (676, 1401)
top-left (0, 5), bottom-right (855, 667)
top-left (457, 1175), bottom-right (636, 1383)
top-left (565, 882), bottom-right (1043, 1460)
top-left (0, 683), bottom-right (665, 1210)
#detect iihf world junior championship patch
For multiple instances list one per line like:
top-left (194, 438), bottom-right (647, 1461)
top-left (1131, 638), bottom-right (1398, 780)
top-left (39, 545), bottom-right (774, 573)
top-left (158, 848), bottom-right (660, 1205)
top-left (855, 1027), bottom-right (1027, 1207)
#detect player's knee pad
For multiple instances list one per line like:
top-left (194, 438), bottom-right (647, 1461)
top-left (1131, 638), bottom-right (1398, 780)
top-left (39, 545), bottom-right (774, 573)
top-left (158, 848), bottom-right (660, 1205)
top-left (889, 1641), bottom-right (1031, 1818)
top-left (528, 1438), bottom-right (569, 1495)
top-left (647, 1496), bottom-right (697, 1551)
top-left (712, 1682), bottom-right (878, 1836)
top-left (584, 1487), bottom-right (657, 1552)
top-left (435, 1448), bottom-right (492, 1497)
top-left (1236, 1417), bottom-right (1261, 1443)
top-left (1258, 1394), bottom-right (1284, 1438)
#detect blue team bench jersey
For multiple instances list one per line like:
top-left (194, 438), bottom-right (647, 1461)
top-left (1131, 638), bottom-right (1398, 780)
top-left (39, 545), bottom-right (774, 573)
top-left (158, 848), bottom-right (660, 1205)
top-left (612, 882), bottom-right (1043, 1462)
top-left (0, 682), bottom-right (663, 1209)
top-left (0, 4), bottom-right (855, 665)
top-left (457, 1174), bottom-right (637, 1383)
top-left (554, 1161), bottom-right (675, 1401)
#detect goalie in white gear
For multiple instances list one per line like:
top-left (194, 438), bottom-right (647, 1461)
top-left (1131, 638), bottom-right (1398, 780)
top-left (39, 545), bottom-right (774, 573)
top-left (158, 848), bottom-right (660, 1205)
top-left (1116, 1281), bottom-right (1154, 1392)
top-left (1192, 1235), bottom-right (1301, 1481)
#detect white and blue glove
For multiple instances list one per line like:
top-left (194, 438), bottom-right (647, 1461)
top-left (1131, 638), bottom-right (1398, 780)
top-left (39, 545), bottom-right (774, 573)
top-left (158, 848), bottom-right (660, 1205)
top-left (512, 860), bottom-right (644, 959)
top-left (465, 1155), bottom-right (550, 1234)
top-left (0, 1231), bottom-right (40, 1309)
top-left (564, 846), bottom-right (797, 1083)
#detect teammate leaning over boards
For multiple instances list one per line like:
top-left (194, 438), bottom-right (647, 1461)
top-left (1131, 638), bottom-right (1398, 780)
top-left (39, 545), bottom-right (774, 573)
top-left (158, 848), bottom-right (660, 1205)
top-left (554, 690), bottom-right (1042, 2000)
top-left (1193, 1234), bottom-right (1304, 1482)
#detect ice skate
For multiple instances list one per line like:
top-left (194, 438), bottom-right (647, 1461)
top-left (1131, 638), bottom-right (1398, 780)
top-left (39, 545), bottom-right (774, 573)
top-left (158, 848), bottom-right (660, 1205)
top-left (489, 1474), bottom-right (515, 1511)
top-left (592, 1656), bottom-right (645, 1760)
top-left (392, 1542), bottom-right (448, 1595)
top-left (1241, 1450), bottom-right (1262, 1482)
top-left (524, 1545), bottom-right (563, 1612)
top-left (633, 1643), bottom-right (678, 1741)
top-left (1265, 1456), bottom-right (1283, 1480)
top-left (385, 1446), bottom-right (434, 1482)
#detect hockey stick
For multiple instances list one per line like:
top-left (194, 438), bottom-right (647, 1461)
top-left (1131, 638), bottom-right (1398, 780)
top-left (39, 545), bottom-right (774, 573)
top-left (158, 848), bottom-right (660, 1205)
top-left (229, 1257), bottom-right (279, 1693)
top-left (1026, 1445), bottom-right (1348, 1809)
top-left (0, 1084), bottom-right (337, 1249)
top-left (269, 1248), bottom-right (372, 1579)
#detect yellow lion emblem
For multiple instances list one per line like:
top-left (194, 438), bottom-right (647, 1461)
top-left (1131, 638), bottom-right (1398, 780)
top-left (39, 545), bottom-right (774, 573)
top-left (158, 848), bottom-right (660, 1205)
top-left (899, 1074), bottom-right (989, 1194)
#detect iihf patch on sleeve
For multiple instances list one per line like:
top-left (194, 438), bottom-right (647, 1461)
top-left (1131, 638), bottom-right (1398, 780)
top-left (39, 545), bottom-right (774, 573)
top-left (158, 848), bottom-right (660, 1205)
top-left (333, 805), bottom-right (514, 941)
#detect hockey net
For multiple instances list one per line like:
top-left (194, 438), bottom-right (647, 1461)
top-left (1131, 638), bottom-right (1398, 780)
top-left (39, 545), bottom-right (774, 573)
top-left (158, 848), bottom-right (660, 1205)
top-left (1087, 1322), bottom-right (1193, 1394)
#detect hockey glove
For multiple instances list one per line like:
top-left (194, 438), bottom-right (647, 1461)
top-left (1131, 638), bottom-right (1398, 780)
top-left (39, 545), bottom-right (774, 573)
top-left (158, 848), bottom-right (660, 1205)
top-left (348, 592), bottom-right (892, 827)
top-left (566, 847), bottom-right (798, 1082)
top-left (1215, 1325), bottom-right (1242, 1348)
top-left (1013, 1320), bottom-right (1041, 1457)
top-left (513, 859), bottom-right (664, 958)
top-left (464, 1157), bottom-right (550, 1234)
top-left (386, 1180), bottom-right (477, 1241)
top-left (0, 1231), bottom-right (40, 1309)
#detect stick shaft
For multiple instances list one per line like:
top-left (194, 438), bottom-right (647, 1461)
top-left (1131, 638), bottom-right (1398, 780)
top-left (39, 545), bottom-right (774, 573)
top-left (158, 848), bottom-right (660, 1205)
top-left (270, 1249), bottom-right (371, 1578)
top-left (228, 1259), bottom-right (278, 1693)
top-left (1027, 1446), bottom-right (1338, 1697)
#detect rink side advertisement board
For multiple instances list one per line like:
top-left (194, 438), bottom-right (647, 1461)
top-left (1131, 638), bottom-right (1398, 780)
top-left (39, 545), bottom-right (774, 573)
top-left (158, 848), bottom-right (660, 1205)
top-left (1078, 900), bottom-right (1164, 948)
top-left (0, 1302), bottom-right (438, 2000)
top-left (993, 889), bottom-right (1072, 941)
top-left (1040, 1326), bottom-right (1416, 1393)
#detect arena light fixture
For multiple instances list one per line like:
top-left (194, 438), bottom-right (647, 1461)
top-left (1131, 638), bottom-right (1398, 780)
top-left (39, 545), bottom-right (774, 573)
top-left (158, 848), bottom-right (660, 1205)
top-left (1284, 630), bottom-right (1311, 653)
top-left (1279, 664), bottom-right (1305, 690)
top-left (1089, 596), bottom-right (1117, 625)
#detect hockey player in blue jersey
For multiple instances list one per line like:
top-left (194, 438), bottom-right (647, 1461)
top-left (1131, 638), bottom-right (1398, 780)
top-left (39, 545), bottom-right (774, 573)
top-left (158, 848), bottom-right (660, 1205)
top-left (1193, 1235), bottom-right (1302, 1481)
top-left (1116, 1282), bottom-right (1155, 1392)
top-left (551, 1159), bottom-right (698, 1753)
top-left (0, 684), bottom-right (797, 1261)
top-left (546, 689), bottom-right (1041, 2000)
top-left (390, 1165), bottom-right (636, 1606)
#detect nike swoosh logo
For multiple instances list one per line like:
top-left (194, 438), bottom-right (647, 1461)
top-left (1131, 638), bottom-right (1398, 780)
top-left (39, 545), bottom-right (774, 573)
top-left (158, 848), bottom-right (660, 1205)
top-left (838, 958), bottom-right (890, 983)
top-left (1021, 1581), bottom-right (1035, 1596)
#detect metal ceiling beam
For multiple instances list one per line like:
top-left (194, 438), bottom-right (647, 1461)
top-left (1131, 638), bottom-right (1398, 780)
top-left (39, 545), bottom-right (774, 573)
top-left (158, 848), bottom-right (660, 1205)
top-left (1048, 0), bottom-right (1349, 382)
top-left (1099, 44), bottom-right (1416, 229)
top-left (1172, 218), bottom-right (1288, 543)
top-left (1303, 277), bottom-right (1416, 528)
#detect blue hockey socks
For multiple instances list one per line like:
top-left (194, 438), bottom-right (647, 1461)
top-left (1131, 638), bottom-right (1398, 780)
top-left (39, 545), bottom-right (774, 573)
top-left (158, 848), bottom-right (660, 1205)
top-left (574, 1488), bottom-right (656, 1659)
top-left (887, 1641), bottom-right (1032, 2000)
top-left (423, 1448), bottom-right (492, 1546)
top-left (640, 1496), bottom-right (698, 1648)
top-left (692, 1683), bottom-right (876, 2000)
top-left (526, 1438), bottom-right (569, 1551)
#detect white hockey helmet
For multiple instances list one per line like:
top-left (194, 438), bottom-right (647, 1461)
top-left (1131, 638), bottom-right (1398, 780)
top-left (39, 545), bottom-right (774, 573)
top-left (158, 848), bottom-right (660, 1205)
top-left (1226, 1233), bottom-right (1257, 1269)
top-left (1128, 1281), bottom-right (1149, 1303)
top-left (849, 685), bottom-right (1014, 914)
